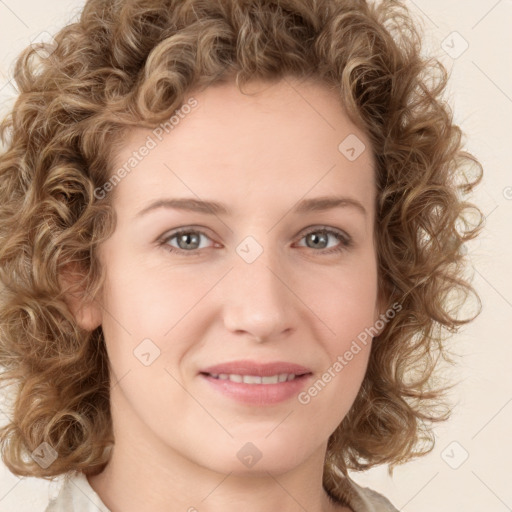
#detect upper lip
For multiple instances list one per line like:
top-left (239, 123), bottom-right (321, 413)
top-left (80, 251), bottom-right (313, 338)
top-left (200, 360), bottom-right (312, 377)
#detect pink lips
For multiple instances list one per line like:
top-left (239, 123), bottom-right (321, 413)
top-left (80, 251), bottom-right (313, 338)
top-left (199, 359), bottom-right (313, 406)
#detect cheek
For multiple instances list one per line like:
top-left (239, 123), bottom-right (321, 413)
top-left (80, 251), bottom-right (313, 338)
top-left (98, 257), bottom-right (213, 378)
top-left (99, 254), bottom-right (185, 332)
top-left (301, 261), bottom-right (377, 401)
top-left (325, 283), bottom-right (377, 355)
top-left (297, 267), bottom-right (377, 415)
top-left (306, 259), bottom-right (378, 345)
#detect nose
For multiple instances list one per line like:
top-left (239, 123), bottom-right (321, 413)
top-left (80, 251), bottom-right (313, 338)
top-left (220, 246), bottom-right (300, 343)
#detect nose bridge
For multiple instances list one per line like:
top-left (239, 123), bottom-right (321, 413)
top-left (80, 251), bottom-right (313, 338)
top-left (221, 236), bottom-right (296, 340)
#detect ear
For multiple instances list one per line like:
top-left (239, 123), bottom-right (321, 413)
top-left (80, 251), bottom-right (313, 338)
top-left (59, 262), bottom-right (102, 331)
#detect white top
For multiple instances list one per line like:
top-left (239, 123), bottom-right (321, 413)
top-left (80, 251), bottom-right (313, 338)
top-left (45, 471), bottom-right (110, 512)
top-left (45, 470), bottom-right (400, 512)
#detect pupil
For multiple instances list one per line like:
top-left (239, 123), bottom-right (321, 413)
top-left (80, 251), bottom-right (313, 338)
top-left (179, 233), bottom-right (199, 249)
top-left (309, 232), bottom-right (327, 249)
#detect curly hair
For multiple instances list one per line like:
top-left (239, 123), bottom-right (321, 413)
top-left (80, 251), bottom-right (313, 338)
top-left (0, 0), bottom-right (484, 494)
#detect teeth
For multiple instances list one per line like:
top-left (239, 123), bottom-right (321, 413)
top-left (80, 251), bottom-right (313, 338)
top-left (208, 373), bottom-right (298, 384)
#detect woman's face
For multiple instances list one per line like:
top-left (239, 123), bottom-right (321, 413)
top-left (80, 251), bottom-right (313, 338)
top-left (84, 77), bottom-right (382, 475)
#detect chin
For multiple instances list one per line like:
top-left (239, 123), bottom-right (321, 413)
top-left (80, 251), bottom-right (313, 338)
top-left (194, 437), bottom-right (314, 476)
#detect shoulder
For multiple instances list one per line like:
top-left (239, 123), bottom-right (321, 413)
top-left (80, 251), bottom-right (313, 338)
top-left (351, 480), bottom-right (400, 512)
top-left (329, 473), bottom-right (400, 512)
top-left (45, 470), bottom-right (111, 512)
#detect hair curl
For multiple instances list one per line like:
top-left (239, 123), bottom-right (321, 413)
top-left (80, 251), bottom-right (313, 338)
top-left (0, 0), bottom-right (484, 495)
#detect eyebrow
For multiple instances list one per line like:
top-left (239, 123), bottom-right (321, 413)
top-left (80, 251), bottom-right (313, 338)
top-left (135, 195), bottom-right (367, 218)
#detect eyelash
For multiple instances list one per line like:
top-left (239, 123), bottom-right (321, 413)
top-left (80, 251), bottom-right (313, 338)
top-left (158, 226), bottom-right (353, 257)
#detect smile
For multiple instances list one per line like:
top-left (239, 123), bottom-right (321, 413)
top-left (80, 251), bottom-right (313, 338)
top-left (206, 373), bottom-right (299, 384)
top-left (200, 372), bottom-right (312, 405)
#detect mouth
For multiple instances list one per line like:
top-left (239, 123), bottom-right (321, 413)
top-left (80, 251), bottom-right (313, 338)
top-left (197, 360), bottom-right (313, 405)
top-left (198, 369), bottom-right (313, 406)
top-left (199, 359), bottom-right (312, 378)
top-left (200, 372), bottom-right (311, 384)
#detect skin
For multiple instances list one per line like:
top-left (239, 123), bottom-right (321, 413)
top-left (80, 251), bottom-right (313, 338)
top-left (70, 76), bottom-right (384, 512)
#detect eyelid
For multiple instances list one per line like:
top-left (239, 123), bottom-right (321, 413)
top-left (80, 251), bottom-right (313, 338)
top-left (299, 225), bottom-right (351, 242)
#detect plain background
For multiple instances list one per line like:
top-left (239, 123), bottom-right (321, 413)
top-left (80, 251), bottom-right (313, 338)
top-left (0, 0), bottom-right (511, 510)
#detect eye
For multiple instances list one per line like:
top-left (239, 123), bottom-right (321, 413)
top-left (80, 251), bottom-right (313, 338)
top-left (158, 226), bottom-right (353, 256)
top-left (159, 228), bottom-right (216, 256)
top-left (295, 226), bottom-right (353, 254)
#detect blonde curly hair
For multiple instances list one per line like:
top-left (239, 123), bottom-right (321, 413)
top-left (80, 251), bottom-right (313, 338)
top-left (0, 0), bottom-right (484, 494)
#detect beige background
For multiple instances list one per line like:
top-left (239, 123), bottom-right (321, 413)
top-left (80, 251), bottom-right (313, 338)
top-left (0, 0), bottom-right (511, 510)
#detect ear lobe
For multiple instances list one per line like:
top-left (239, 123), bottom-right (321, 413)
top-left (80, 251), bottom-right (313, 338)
top-left (59, 263), bottom-right (102, 331)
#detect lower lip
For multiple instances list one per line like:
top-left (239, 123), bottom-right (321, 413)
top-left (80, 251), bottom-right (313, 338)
top-left (200, 373), bottom-right (312, 406)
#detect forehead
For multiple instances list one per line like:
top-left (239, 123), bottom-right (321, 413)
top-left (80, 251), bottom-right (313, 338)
top-left (110, 78), bottom-right (375, 219)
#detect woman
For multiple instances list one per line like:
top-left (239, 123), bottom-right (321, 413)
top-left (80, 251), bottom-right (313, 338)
top-left (0, 0), bottom-right (483, 511)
